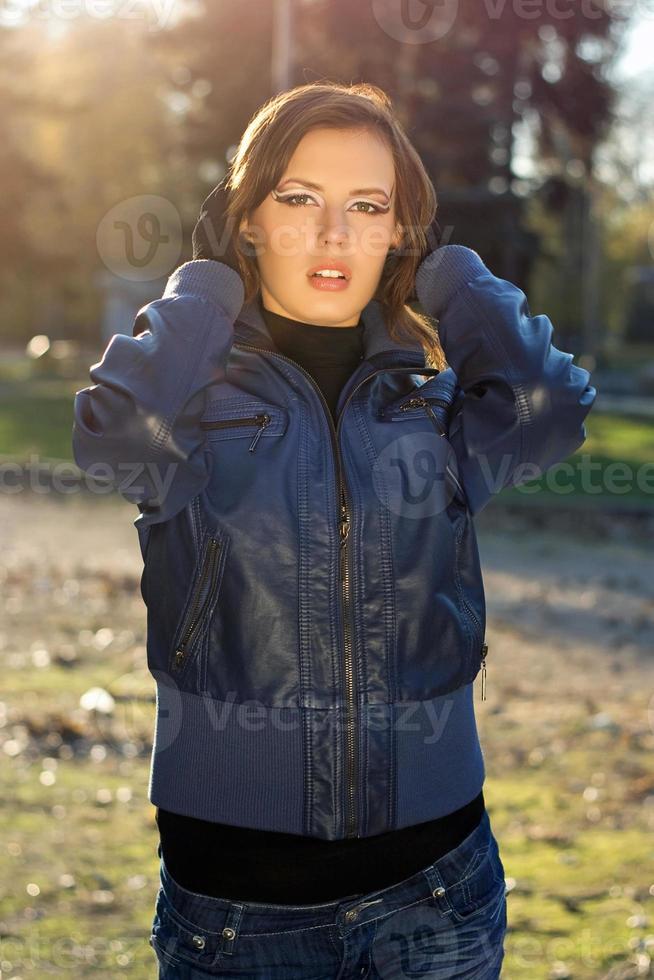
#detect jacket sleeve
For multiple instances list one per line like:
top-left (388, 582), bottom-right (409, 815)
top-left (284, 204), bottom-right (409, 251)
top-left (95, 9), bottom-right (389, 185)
top-left (415, 245), bottom-right (597, 516)
top-left (72, 260), bottom-right (244, 528)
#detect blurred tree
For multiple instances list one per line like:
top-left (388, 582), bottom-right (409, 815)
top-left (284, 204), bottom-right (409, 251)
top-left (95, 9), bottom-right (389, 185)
top-left (145, 1), bottom-right (276, 180)
top-left (0, 0), bottom-right (636, 355)
top-left (0, 16), bottom-right (178, 343)
top-left (0, 26), bottom-right (60, 334)
top-left (148, 0), bottom-right (627, 358)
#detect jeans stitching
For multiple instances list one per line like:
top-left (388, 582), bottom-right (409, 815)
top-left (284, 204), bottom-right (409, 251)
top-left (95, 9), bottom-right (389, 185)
top-left (365, 917), bottom-right (379, 975)
top-left (449, 874), bottom-right (506, 925)
top-left (239, 894), bottom-right (437, 940)
top-left (345, 893), bottom-right (439, 935)
top-left (458, 845), bottom-right (490, 884)
top-left (161, 898), bottom-right (227, 937)
top-left (150, 933), bottom-right (183, 969)
top-left (326, 924), bottom-right (343, 959)
top-left (239, 920), bottom-right (339, 938)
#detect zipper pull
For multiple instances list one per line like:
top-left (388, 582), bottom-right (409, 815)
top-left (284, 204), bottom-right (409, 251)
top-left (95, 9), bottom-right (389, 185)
top-left (248, 413), bottom-right (271, 452)
top-left (399, 396), bottom-right (446, 437)
top-left (399, 396), bottom-right (425, 411)
top-left (422, 401), bottom-right (446, 437)
top-left (340, 492), bottom-right (350, 546)
top-left (480, 642), bottom-right (488, 701)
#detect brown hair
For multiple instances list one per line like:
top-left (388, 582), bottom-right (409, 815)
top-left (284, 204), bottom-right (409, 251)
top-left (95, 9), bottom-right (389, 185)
top-left (224, 80), bottom-right (445, 369)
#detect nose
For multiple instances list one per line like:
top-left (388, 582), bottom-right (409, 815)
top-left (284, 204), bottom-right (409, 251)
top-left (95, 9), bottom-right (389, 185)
top-left (316, 206), bottom-right (353, 248)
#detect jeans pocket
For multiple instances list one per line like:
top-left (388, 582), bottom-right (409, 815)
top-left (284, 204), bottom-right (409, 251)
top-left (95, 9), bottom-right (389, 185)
top-left (447, 836), bottom-right (507, 925)
top-left (150, 888), bottom-right (227, 974)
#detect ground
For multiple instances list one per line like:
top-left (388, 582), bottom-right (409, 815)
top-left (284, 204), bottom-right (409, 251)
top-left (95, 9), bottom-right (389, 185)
top-left (0, 490), bottom-right (652, 978)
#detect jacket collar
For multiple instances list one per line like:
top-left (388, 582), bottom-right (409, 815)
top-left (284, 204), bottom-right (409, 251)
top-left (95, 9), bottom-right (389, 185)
top-left (234, 294), bottom-right (426, 368)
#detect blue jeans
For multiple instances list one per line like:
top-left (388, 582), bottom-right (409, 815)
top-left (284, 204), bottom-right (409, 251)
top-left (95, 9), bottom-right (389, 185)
top-left (149, 808), bottom-right (507, 978)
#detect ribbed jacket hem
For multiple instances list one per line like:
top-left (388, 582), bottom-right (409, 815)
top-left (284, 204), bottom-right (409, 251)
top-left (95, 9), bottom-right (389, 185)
top-left (147, 682), bottom-right (485, 840)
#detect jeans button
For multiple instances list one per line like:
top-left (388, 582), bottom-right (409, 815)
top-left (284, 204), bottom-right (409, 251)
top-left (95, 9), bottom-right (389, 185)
top-left (222, 926), bottom-right (236, 940)
top-left (345, 909), bottom-right (358, 922)
top-left (191, 934), bottom-right (206, 949)
top-left (432, 886), bottom-right (446, 897)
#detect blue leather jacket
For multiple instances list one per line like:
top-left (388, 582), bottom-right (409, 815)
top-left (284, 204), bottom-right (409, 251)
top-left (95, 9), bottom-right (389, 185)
top-left (72, 246), bottom-right (596, 840)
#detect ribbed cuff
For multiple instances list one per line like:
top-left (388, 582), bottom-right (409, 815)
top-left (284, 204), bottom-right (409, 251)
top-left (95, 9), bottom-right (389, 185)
top-left (163, 259), bottom-right (245, 322)
top-left (415, 245), bottom-right (488, 318)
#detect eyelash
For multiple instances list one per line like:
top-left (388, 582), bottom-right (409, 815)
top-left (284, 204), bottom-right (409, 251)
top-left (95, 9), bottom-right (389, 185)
top-left (276, 193), bottom-right (386, 215)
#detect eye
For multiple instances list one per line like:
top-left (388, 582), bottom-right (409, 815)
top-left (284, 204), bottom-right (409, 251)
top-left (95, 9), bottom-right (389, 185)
top-left (275, 193), bottom-right (385, 215)
top-left (352, 201), bottom-right (385, 214)
top-left (278, 193), bottom-right (317, 207)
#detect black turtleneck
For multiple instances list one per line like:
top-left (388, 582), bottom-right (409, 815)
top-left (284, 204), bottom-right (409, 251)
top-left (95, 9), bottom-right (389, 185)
top-left (156, 298), bottom-right (485, 904)
top-left (258, 299), bottom-right (366, 421)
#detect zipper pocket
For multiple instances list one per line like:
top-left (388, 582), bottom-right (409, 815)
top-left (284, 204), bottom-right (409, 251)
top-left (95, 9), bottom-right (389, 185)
top-left (380, 397), bottom-right (452, 442)
top-left (170, 534), bottom-right (223, 674)
top-left (480, 642), bottom-right (488, 701)
top-left (381, 394), bottom-right (453, 430)
top-left (453, 519), bottom-right (488, 698)
top-left (201, 413), bottom-right (272, 452)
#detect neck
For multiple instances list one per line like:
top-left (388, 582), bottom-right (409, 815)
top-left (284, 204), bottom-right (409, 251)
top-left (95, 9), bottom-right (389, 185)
top-left (259, 296), bottom-right (361, 329)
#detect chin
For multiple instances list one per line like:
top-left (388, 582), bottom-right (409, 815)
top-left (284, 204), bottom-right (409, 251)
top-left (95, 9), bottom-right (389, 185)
top-left (301, 302), bottom-right (363, 326)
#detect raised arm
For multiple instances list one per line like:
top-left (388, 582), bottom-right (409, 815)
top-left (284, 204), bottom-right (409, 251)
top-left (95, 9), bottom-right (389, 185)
top-left (72, 260), bottom-right (244, 527)
top-left (415, 245), bottom-right (597, 516)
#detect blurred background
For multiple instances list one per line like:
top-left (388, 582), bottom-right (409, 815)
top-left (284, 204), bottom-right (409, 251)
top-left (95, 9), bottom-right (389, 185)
top-left (0, 1), bottom-right (653, 977)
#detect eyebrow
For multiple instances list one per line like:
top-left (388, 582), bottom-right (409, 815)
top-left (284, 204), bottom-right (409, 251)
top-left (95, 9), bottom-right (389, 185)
top-left (276, 178), bottom-right (392, 201)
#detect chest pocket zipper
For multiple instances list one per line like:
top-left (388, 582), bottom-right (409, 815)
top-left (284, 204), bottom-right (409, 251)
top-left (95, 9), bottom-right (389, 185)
top-left (170, 533), bottom-right (225, 675)
top-left (201, 413), bottom-right (272, 452)
top-left (384, 394), bottom-right (451, 435)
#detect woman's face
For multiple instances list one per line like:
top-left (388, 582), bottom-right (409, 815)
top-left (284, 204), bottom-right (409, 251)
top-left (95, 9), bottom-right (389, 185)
top-left (240, 127), bottom-right (403, 327)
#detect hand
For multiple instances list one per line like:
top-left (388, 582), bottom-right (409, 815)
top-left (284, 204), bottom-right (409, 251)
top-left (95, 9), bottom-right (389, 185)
top-left (414, 244), bottom-right (488, 319)
top-left (191, 177), bottom-right (243, 274)
top-left (405, 216), bottom-right (443, 302)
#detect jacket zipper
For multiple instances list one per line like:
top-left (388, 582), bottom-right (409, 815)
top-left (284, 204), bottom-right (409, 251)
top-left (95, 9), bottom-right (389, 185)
top-left (201, 413), bottom-right (272, 452)
top-left (339, 488), bottom-right (356, 835)
top-left (171, 536), bottom-right (222, 673)
top-left (464, 611), bottom-right (488, 701)
top-left (235, 341), bottom-right (365, 836)
top-left (232, 345), bottom-right (438, 836)
top-left (398, 395), bottom-right (449, 435)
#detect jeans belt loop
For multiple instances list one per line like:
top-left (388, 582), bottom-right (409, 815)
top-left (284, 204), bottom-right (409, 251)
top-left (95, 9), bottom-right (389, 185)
top-left (219, 904), bottom-right (244, 956)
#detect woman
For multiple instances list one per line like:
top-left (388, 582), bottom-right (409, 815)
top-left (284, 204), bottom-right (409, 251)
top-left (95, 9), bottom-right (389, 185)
top-left (72, 81), bottom-right (596, 978)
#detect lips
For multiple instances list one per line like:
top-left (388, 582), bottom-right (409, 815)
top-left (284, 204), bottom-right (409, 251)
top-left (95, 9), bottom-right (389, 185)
top-left (306, 261), bottom-right (352, 281)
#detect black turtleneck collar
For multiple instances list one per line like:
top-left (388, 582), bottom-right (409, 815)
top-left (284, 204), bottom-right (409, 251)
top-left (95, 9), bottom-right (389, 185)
top-left (257, 296), bottom-right (365, 420)
top-left (258, 296), bottom-right (364, 366)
